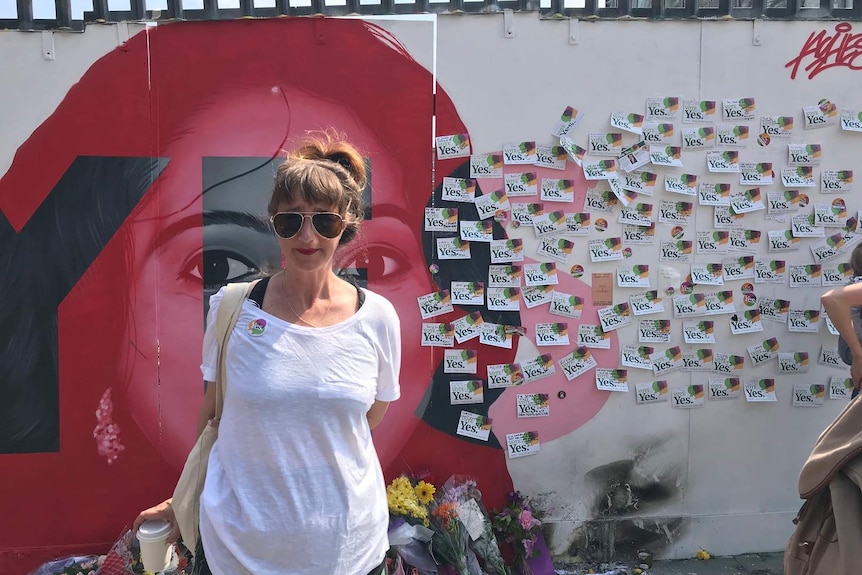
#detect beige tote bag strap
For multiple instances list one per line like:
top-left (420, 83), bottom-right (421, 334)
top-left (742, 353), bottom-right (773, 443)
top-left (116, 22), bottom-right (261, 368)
top-left (213, 281), bottom-right (257, 417)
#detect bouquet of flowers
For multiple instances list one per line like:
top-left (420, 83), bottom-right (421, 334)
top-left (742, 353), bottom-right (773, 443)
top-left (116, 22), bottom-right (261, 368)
top-left (491, 492), bottom-right (545, 575)
top-left (428, 500), bottom-right (472, 575)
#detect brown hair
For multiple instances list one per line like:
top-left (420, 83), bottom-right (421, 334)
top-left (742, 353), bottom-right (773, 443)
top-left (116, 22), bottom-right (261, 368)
top-left (268, 133), bottom-right (366, 245)
top-left (850, 242), bottom-right (862, 276)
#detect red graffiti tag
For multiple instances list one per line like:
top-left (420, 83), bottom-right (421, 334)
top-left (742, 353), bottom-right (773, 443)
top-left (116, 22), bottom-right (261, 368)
top-left (786, 22), bottom-right (862, 80)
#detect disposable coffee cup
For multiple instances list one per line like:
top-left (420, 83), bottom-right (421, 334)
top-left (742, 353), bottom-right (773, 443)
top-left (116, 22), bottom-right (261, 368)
top-left (136, 519), bottom-right (172, 573)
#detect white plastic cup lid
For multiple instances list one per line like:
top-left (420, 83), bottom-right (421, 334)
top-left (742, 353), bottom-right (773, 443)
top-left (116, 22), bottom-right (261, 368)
top-left (137, 519), bottom-right (172, 541)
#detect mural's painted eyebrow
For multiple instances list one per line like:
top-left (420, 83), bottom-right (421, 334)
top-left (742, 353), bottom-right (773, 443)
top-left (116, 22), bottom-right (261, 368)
top-left (160, 210), bottom-right (272, 240)
top-left (365, 203), bottom-right (411, 223)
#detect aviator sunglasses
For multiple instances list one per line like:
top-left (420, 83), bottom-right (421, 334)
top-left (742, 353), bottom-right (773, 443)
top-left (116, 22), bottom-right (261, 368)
top-left (270, 211), bottom-right (346, 240)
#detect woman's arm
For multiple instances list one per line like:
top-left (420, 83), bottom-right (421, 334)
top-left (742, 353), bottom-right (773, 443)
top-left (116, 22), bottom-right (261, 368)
top-left (367, 400), bottom-right (390, 430)
top-left (822, 282), bottom-right (862, 386)
top-left (197, 380), bottom-right (218, 436)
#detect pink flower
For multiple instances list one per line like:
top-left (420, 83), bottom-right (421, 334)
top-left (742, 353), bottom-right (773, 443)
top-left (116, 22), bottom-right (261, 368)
top-left (522, 537), bottom-right (535, 556)
top-left (519, 509), bottom-right (534, 530)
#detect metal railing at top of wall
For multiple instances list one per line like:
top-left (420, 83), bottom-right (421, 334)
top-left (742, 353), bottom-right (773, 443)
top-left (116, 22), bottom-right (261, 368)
top-left (1, 0), bottom-right (860, 33)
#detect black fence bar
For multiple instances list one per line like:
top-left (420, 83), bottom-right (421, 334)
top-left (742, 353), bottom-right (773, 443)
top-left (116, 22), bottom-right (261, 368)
top-left (4, 0), bottom-right (862, 30)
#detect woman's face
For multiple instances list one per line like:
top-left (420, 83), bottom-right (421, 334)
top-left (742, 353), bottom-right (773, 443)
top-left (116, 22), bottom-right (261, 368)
top-left (123, 85), bottom-right (433, 468)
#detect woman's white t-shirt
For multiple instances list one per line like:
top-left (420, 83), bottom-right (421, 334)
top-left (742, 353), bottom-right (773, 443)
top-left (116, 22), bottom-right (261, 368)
top-left (198, 285), bottom-right (401, 575)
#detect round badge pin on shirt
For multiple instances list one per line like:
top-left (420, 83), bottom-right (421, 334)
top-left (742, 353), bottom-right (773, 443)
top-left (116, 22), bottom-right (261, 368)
top-left (248, 319), bottom-right (267, 336)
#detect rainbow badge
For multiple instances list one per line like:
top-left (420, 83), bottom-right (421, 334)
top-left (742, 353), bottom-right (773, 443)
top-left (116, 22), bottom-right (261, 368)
top-left (595, 368), bottom-right (629, 392)
top-left (558, 346), bottom-right (597, 380)
top-left (436, 133), bottom-right (471, 160)
top-left (449, 380), bottom-right (484, 405)
top-left (635, 380), bottom-right (669, 404)
top-left (456, 411), bottom-right (492, 441)
top-left (793, 384), bottom-right (825, 407)
top-left (506, 431), bottom-right (541, 459)
top-left (708, 377), bottom-right (741, 400)
top-left (744, 378), bottom-right (777, 403)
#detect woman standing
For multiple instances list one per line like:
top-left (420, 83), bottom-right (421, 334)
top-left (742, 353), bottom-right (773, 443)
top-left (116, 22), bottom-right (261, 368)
top-left (821, 242), bottom-right (862, 396)
top-left (134, 134), bottom-right (401, 575)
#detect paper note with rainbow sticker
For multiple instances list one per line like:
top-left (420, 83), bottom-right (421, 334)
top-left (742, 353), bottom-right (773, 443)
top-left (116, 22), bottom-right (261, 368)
top-left (713, 352), bottom-right (745, 375)
top-left (453, 311), bottom-right (484, 344)
top-left (506, 431), bottom-right (541, 459)
top-left (535, 322), bottom-right (570, 347)
top-left (716, 124), bottom-right (750, 147)
top-left (474, 189), bottom-right (510, 220)
top-left (616, 264), bottom-right (650, 288)
top-left (450, 281), bottom-right (485, 307)
top-left (683, 320), bottom-right (716, 344)
top-left (523, 262), bottom-right (559, 286)
top-left (754, 259), bottom-right (787, 283)
top-left (682, 125), bottom-right (716, 149)
top-left (436, 237), bottom-right (472, 261)
top-left (730, 309), bottom-right (763, 335)
top-left (589, 132), bottom-right (624, 156)
top-left (449, 379), bottom-right (484, 405)
top-left (470, 153), bottom-right (504, 179)
top-left (424, 207), bottom-right (459, 232)
top-left (698, 182), bottom-right (731, 206)
top-left (588, 237), bottom-right (624, 263)
top-left (422, 322), bottom-right (456, 347)
top-left (622, 170), bottom-right (658, 195)
top-left (550, 291), bottom-right (585, 319)
top-left (535, 145), bottom-right (568, 170)
top-left (665, 173), bottom-right (698, 196)
top-left (522, 353), bottom-right (556, 383)
top-left (650, 145), bottom-right (683, 167)
top-left (436, 133), bottom-right (471, 160)
top-left (598, 303), bottom-right (632, 333)
top-left (821, 170), bottom-right (853, 194)
top-left (540, 179), bottom-right (576, 203)
top-left (659, 239), bottom-right (694, 263)
top-left (740, 163), bottom-right (774, 186)
top-left (706, 150), bottom-right (740, 173)
top-left (793, 384), bottom-right (826, 407)
top-left (788, 143), bottom-right (823, 166)
top-left (782, 166), bottom-right (816, 187)
top-left (672, 384), bottom-right (705, 408)
top-left (789, 264), bottom-right (822, 288)
top-left (760, 115), bottom-right (794, 138)
top-left (558, 346), bottom-right (597, 380)
top-left (744, 378), bottom-right (777, 403)
top-left (486, 287), bottom-right (521, 312)
top-left (810, 232), bottom-right (847, 264)
top-left (721, 254), bottom-right (753, 280)
top-left (505, 172), bottom-right (539, 197)
top-left (611, 112), bottom-right (645, 135)
top-left (643, 122), bottom-right (675, 144)
top-left (490, 238), bottom-right (524, 264)
top-left (778, 351), bottom-right (810, 374)
top-left (595, 368), bottom-right (629, 392)
top-left (722, 98), bottom-right (756, 121)
top-left (767, 189), bottom-right (803, 213)
top-left (708, 377), bottom-right (741, 400)
top-left (503, 141), bottom-right (538, 165)
top-left (646, 96), bottom-right (680, 120)
top-left (683, 99), bottom-right (717, 123)
top-left (635, 380), bottom-right (669, 404)
top-left (551, 105), bottom-right (583, 137)
top-left (537, 237), bottom-right (575, 265)
top-left (822, 262), bottom-right (855, 287)
top-left (650, 346), bottom-right (684, 375)
top-left (442, 177), bottom-right (476, 203)
top-left (456, 411), bottom-right (492, 441)
top-left (444, 348), bottom-right (478, 374)
top-left (830, 376), bottom-right (854, 399)
top-left (516, 393), bottom-right (551, 418)
top-left (840, 108), bottom-right (862, 132)
top-left (417, 289), bottom-right (454, 320)
top-left (459, 220), bottom-right (494, 243)
top-left (578, 324), bottom-right (612, 349)
top-left (681, 347), bottom-right (713, 371)
top-left (559, 135), bottom-right (587, 166)
top-left (747, 337), bottom-right (780, 367)
top-left (583, 159), bottom-right (618, 180)
top-left (487, 362), bottom-right (524, 388)
top-left (803, 99), bottom-right (839, 129)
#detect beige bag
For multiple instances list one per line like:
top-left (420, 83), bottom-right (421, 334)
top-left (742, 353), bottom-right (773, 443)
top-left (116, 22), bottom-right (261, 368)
top-left (172, 281), bottom-right (254, 555)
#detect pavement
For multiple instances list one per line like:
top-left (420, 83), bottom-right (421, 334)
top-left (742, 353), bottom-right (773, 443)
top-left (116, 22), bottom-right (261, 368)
top-left (555, 552), bottom-right (785, 575)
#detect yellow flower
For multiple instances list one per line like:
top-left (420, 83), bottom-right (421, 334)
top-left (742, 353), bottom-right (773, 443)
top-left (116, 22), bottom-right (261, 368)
top-left (414, 481), bottom-right (436, 505)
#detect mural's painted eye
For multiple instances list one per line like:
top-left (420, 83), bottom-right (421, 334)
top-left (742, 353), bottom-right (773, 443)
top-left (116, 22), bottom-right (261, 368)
top-left (339, 244), bottom-right (409, 283)
top-left (182, 249), bottom-right (259, 289)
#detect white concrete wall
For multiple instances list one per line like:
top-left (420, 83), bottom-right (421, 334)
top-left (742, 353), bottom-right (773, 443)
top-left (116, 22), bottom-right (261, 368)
top-left (2, 15), bottom-right (860, 560)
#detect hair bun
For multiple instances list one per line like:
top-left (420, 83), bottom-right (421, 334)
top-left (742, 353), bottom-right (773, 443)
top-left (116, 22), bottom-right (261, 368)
top-left (294, 135), bottom-right (367, 190)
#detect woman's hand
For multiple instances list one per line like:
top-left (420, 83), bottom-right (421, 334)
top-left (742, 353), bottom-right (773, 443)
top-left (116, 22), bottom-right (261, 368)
top-left (852, 353), bottom-right (862, 390)
top-left (132, 498), bottom-right (180, 543)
